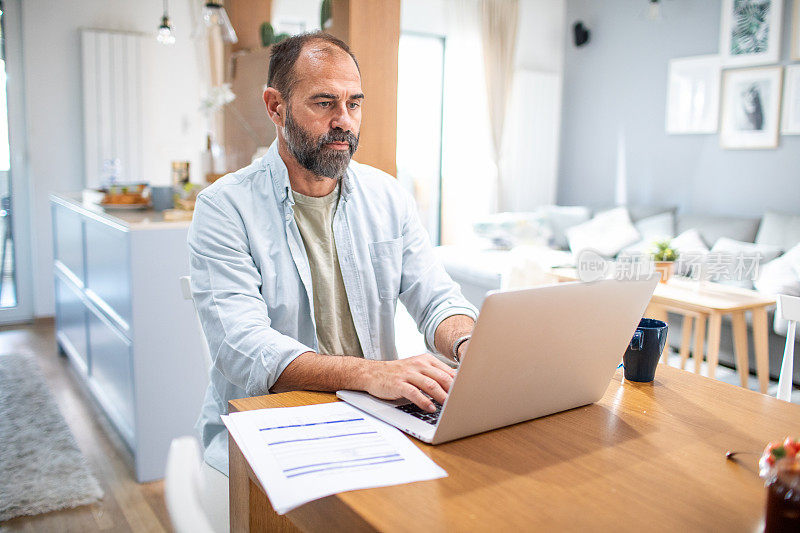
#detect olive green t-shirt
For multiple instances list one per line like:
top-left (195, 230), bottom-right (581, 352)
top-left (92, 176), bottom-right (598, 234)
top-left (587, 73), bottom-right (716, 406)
top-left (292, 184), bottom-right (363, 357)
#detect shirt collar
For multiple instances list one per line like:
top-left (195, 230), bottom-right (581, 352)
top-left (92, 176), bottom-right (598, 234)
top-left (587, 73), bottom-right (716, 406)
top-left (264, 140), bottom-right (354, 206)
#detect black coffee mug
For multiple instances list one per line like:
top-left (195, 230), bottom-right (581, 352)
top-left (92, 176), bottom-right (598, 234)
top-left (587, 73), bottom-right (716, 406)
top-left (623, 318), bottom-right (668, 382)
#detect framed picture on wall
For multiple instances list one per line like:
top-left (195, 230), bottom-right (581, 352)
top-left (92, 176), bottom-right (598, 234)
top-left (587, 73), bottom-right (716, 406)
top-left (720, 66), bottom-right (783, 149)
top-left (666, 55), bottom-right (722, 134)
top-left (719, 0), bottom-right (783, 66)
top-left (782, 65), bottom-right (800, 134)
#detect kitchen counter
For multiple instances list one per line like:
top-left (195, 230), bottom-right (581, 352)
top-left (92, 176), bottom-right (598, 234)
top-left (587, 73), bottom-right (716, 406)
top-left (51, 192), bottom-right (192, 230)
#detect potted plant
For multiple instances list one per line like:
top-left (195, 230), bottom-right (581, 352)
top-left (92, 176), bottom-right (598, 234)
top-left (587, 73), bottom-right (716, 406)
top-left (651, 239), bottom-right (679, 283)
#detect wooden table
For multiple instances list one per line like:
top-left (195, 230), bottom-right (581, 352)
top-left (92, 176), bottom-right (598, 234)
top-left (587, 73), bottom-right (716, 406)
top-left (228, 366), bottom-right (800, 532)
top-left (551, 270), bottom-right (776, 393)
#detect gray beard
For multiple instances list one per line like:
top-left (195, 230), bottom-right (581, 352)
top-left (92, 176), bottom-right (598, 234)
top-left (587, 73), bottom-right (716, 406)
top-left (283, 109), bottom-right (359, 180)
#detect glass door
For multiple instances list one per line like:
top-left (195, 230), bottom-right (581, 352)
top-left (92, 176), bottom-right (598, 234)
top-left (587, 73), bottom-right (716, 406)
top-left (0, 0), bottom-right (34, 323)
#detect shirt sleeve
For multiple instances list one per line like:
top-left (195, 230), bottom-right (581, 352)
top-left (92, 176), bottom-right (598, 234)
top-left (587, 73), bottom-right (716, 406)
top-left (396, 189), bottom-right (478, 353)
top-left (188, 193), bottom-right (312, 396)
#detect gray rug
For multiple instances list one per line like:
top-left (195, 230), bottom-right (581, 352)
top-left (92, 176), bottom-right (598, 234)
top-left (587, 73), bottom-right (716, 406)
top-left (0, 354), bottom-right (103, 522)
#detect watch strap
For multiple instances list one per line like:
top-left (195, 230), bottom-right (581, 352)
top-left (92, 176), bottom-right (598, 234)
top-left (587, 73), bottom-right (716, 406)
top-left (452, 335), bottom-right (471, 362)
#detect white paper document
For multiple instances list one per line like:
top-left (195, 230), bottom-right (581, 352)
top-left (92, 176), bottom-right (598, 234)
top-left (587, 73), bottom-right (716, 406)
top-left (222, 401), bottom-right (447, 515)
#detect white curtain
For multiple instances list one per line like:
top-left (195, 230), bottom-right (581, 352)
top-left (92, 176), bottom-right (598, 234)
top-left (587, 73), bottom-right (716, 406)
top-left (440, 0), bottom-right (496, 245)
top-left (481, 0), bottom-right (519, 212)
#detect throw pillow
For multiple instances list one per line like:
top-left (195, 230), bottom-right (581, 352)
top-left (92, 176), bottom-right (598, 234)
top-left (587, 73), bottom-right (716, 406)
top-left (620, 212), bottom-right (676, 255)
top-left (755, 243), bottom-right (800, 336)
top-left (754, 244), bottom-right (800, 296)
top-left (567, 207), bottom-right (641, 258)
top-left (671, 228), bottom-right (710, 276)
top-left (755, 211), bottom-right (800, 252)
top-left (538, 205), bottom-right (591, 250)
top-left (708, 237), bottom-right (783, 289)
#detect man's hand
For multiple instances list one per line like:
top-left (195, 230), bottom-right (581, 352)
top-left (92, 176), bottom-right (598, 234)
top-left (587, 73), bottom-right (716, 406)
top-left (361, 354), bottom-right (456, 412)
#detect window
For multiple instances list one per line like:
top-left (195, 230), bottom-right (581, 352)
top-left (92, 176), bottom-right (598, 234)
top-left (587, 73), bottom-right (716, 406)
top-left (396, 32), bottom-right (445, 245)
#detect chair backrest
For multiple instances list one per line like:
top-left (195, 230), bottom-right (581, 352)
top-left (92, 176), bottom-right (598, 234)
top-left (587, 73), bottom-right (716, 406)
top-left (777, 294), bottom-right (800, 324)
top-left (165, 436), bottom-right (216, 533)
top-left (180, 275), bottom-right (213, 372)
top-left (776, 294), bottom-right (799, 402)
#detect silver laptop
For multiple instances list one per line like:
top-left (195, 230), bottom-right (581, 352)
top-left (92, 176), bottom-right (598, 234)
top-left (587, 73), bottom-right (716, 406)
top-left (337, 277), bottom-right (659, 444)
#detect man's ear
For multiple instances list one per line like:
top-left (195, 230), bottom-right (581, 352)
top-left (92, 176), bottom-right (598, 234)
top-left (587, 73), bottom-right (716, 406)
top-left (263, 87), bottom-right (285, 128)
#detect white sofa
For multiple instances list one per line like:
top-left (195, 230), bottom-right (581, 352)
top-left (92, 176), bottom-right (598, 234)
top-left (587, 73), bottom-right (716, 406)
top-left (437, 206), bottom-right (800, 386)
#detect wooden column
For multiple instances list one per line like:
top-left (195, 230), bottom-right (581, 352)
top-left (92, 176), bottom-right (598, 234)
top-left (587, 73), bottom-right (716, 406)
top-left (226, 0), bottom-right (272, 52)
top-left (329, 0), bottom-right (400, 177)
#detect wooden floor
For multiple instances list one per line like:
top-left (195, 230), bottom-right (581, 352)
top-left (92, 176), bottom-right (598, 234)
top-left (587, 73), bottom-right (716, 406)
top-left (0, 319), bottom-right (171, 533)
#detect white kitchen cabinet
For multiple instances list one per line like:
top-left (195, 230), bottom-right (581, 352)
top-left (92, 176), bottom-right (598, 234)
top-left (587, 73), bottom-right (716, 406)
top-left (51, 193), bottom-right (208, 482)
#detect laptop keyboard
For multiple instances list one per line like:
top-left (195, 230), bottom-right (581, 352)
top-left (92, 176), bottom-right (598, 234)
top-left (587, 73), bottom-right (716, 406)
top-left (396, 400), bottom-right (443, 425)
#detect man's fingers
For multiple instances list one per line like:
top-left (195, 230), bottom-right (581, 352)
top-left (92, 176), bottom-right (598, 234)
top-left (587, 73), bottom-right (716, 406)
top-left (418, 365), bottom-right (454, 393)
top-left (400, 383), bottom-right (436, 412)
top-left (407, 373), bottom-right (448, 406)
top-left (417, 353), bottom-right (457, 377)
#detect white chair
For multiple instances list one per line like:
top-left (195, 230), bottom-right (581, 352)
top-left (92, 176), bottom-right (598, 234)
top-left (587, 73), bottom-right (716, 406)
top-left (776, 294), bottom-right (800, 402)
top-left (165, 437), bottom-right (217, 533)
top-left (177, 277), bottom-right (230, 531)
top-left (181, 275), bottom-right (213, 371)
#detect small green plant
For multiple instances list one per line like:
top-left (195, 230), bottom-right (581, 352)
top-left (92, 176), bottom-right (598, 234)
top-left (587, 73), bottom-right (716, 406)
top-left (260, 22), bottom-right (290, 47)
top-left (651, 239), bottom-right (679, 262)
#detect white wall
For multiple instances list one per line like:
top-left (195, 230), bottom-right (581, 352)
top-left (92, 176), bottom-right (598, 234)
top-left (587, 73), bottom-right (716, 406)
top-left (21, 0), bottom-right (205, 317)
top-left (559, 0), bottom-right (800, 215)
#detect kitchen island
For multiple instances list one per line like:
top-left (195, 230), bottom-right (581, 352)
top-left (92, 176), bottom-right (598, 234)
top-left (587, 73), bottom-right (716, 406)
top-left (51, 192), bottom-right (208, 482)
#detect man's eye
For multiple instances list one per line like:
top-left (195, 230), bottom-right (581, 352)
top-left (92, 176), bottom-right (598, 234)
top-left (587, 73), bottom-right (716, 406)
top-left (318, 101), bottom-right (332, 108)
top-left (348, 102), bottom-right (360, 109)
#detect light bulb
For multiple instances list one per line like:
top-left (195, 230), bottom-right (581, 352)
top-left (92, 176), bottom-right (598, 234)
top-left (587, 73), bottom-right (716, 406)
top-left (157, 17), bottom-right (176, 45)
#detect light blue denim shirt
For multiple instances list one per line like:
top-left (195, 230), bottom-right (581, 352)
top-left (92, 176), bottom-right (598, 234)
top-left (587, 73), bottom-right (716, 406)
top-left (188, 142), bottom-right (477, 474)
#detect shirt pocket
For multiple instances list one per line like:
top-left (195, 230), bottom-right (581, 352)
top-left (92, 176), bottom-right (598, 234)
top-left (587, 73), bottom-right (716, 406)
top-left (368, 237), bottom-right (403, 301)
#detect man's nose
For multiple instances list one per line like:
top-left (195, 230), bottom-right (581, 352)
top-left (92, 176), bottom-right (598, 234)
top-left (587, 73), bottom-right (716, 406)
top-left (330, 102), bottom-right (354, 132)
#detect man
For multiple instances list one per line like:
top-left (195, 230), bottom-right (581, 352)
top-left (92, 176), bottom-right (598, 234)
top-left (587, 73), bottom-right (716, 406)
top-left (189, 32), bottom-right (476, 488)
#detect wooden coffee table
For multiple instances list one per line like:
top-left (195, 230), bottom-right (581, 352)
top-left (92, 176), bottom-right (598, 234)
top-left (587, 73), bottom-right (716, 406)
top-left (645, 277), bottom-right (775, 393)
top-left (551, 269), bottom-right (776, 393)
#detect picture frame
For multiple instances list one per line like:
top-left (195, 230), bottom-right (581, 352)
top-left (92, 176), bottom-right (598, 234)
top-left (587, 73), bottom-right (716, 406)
top-left (782, 65), bottom-right (800, 134)
top-left (720, 66), bottom-right (783, 149)
top-left (665, 55), bottom-right (722, 134)
top-left (719, 0), bottom-right (783, 67)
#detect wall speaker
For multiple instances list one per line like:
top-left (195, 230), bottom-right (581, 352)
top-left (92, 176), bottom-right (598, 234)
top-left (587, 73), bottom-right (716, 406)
top-left (573, 21), bottom-right (590, 47)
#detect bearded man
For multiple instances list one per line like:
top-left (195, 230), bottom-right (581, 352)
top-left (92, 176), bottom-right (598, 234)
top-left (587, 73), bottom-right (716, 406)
top-left (188, 33), bottom-right (476, 511)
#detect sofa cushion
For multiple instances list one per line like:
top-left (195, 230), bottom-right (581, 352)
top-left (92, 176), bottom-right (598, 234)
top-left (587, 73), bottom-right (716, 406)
top-left (619, 212), bottom-right (676, 255)
top-left (709, 237), bottom-right (782, 289)
top-left (671, 228), bottom-right (710, 276)
top-left (635, 211), bottom-right (675, 242)
top-left (538, 205), bottom-right (591, 250)
top-left (677, 214), bottom-right (760, 246)
top-left (755, 211), bottom-right (800, 251)
top-left (567, 207), bottom-right (640, 257)
top-left (592, 205), bottom-right (677, 223)
top-left (755, 243), bottom-right (800, 336)
top-left (755, 244), bottom-right (800, 297)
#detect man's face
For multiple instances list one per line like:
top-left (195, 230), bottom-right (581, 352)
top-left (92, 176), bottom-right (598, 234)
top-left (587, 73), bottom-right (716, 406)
top-left (282, 43), bottom-right (363, 180)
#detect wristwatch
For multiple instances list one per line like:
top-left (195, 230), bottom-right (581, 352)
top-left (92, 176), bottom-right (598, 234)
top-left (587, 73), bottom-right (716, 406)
top-left (451, 335), bottom-right (471, 363)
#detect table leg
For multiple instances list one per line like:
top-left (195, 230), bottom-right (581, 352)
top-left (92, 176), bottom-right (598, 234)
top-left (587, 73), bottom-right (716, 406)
top-left (752, 308), bottom-right (770, 394)
top-left (706, 313), bottom-right (722, 380)
top-left (693, 314), bottom-right (707, 375)
top-left (731, 311), bottom-right (750, 389)
top-left (679, 315), bottom-right (693, 370)
top-left (230, 433), bottom-right (251, 533)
